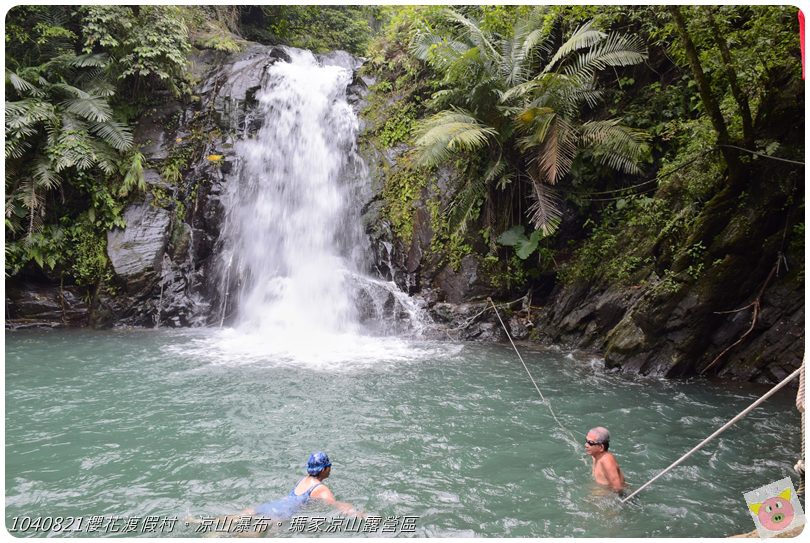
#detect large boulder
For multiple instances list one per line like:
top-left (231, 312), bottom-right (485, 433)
top-left (107, 203), bottom-right (172, 290)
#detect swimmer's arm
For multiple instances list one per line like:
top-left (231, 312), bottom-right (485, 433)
top-left (600, 457), bottom-right (624, 493)
top-left (311, 485), bottom-right (364, 517)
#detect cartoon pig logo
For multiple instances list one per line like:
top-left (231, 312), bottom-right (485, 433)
top-left (749, 488), bottom-right (795, 532)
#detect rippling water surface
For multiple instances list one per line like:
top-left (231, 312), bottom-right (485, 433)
top-left (5, 329), bottom-right (802, 537)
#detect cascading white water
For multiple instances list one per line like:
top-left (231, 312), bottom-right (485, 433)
top-left (213, 48), bottom-right (428, 365)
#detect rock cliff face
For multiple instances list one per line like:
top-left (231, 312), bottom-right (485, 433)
top-left (531, 163), bottom-right (805, 384)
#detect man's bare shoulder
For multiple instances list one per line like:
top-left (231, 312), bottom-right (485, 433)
top-left (599, 452), bottom-right (620, 467)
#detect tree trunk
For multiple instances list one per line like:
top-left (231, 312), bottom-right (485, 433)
top-left (668, 6), bottom-right (744, 186)
top-left (706, 9), bottom-right (755, 149)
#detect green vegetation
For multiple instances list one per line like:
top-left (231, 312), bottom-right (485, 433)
top-left (242, 6), bottom-right (380, 55)
top-left (364, 5), bottom-right (802, 298)
top-left (6, 5), bottom-right (216, 286)
top-left (5, 5), bottom-right (804, 312)
top-left (7, 6), bottom-right (236, 287)
top-left (411, 7), bottom-right (650, 237)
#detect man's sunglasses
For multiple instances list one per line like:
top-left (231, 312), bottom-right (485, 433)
top-left (585, 439), bottom-right (605, 446)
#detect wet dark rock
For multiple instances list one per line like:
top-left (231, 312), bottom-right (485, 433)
top-left (5, 281), bottom-right (89, 328)
top-left (508, 314), bottom-right (532, 340)
top-left (427, 301), bottom-right (506, 342)
top-left (433, 256), bottom-right (492, 304)
top-left (133, 103), bottom-right (184, 161)
top-left (268, 47), bottom-right (291, 64)
top-left (198, 44), bottom-right (291, 132)
top-left (143, 168), bottom-right (172, 190)
top-left (346, 71), bottom-right (369, 106)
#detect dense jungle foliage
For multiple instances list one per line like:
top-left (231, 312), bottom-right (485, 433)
top-left (5, 5), bottom-right (804, 304)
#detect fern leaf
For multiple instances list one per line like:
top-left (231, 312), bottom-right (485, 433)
top-left (6, 70), bottom-right (45, 98)
top-left (90, 121), bottom-right (133, 151)
top-left (61, 95), bottom-right (113, 123)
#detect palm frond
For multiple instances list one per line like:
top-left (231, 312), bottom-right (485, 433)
top-left (532, 116), bottom-right (578, 185)
top-left (447, 169), bottom-right (489, 235)
top-left (580, 119), bottom-right (650, 175)
top-left (483, 156), bottom-right (507, 183)
top-left (69, 53), bottom-right (109, 68)
top-left (564, 32), bottom-right (647, 84)
top-left (5, 99), bottom-right (57, 131)
top-left (544, 21), bottom-right (606, 74)
top-left (32, 157), bottom-right (63, 191)
top-left (560, 83), bottom-right (603, 110)
top-left (90, 121), bottom-right (133, 151)
top-left (43, 53), bottom-right (83, 73)
top-left (425, 38), bottom-right (473, 76)
top-left (526, 176), bottom-right (562, 235)
top-left (499, 76), bottom-right (547, 104)
top-left (52, 82), bottom-right (91, 99)
top-left (90, 140), bottom-right (121, 175)
top-left (414, 110), bottom-right (498, 167)
top-left (6, 70), bottom-right (45, 98)
top-left (17, 180), bottom-right (45, 236)
top-left (426, 88), bottom-right (464, 110)
top-left (59, 111), bottom-right (86, 135)
top-left (6, 137), bottom-right (31, 160)
top-left (51, 129), bottom-right (96, 172)
top-left (515, 106), bottom-right (555, 133)
top-left (61, 95), bottom-right (113, 123)
top-left (84, 78), bottom-right (116, 98)
top-left (410, 30), bottom-right (444, 61)
top-left (443, 9), bottom-right (501, 65)
top-left (503, 12), bottom-right (549, 86)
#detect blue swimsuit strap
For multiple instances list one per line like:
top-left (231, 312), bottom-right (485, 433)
top-left (290, 478), bottom-right (322, 498)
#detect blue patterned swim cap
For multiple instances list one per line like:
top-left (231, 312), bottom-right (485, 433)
top-left (307, 452), bottom-right (332, 475)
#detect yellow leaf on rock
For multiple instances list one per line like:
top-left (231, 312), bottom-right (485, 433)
top-left (207, 154), bottom-right (223, 162)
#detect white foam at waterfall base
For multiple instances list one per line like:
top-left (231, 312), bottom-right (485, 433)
top-left (186, 327), bottom-right (460, 371)
top-left (209, 47), bottom-right (430, 366)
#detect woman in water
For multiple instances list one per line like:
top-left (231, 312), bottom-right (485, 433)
top-left (248, 451), bottom-right (361, 518)
top-left (188, 452), bottom-right (361, 537)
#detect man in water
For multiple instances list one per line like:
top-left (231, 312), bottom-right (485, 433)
top-left (585, 427), bottom-right (625, 493)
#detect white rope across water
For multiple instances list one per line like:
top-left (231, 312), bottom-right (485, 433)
top-left (620, 366), bottom-right (802, 503)
top-left (487, 298), bottom-right (588, 466)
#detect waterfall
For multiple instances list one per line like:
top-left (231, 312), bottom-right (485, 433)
top-left (213, 48), bottom-right (427, 361)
